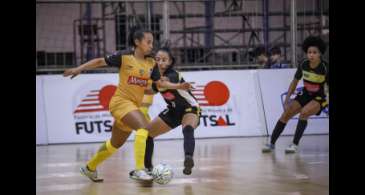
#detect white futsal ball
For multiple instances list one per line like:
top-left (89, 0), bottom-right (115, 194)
top-left (152, 163), bottom-right (174, 185)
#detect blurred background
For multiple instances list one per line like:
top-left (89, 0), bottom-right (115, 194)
top-left (36, 0), bottom-right (329, 73)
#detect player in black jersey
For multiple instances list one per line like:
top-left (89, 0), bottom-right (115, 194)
top-left (134, 46), bottom-right (200, 175)
top-left (262, 36), bottom-right (329, 154)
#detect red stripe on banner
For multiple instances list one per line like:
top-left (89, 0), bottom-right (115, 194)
top-left (196, 98), bottom-right (207, 101)
top-left (198, 103), bottom-right (210, 106)
top-left (74, 108), bottom-right (107, 113)
top-left (192, 93), bottom-right (204, 95)
top-left (191, 89), bottom-right (204, 92)
top-left (82, 98), bottom-right (99, 102)
top-left (78, 103), bottom-right (101, 107)
top-left (196, 85), bottom-right (205, 88)
top-left (86, 94), bottom-right (99, 97)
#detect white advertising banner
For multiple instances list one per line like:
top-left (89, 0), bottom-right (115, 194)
top-left (36, 76), bottom-right (48, 145)
top-left (42, 74), bottom-right (119, 144)
top-left (40, 70), bottom-right (267, 144)
top-left (257, 69), bottom-right (329, 136)
top-left (148, 70), bottom-right (267, 139)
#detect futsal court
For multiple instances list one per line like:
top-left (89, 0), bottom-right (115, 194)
top-left (36, 135), bottom-right (328, 195)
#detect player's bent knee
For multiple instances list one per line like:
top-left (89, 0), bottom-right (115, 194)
top-left (299, 110), bottom-right (311, 119)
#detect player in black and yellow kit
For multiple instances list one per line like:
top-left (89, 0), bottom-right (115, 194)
top-left (64, 27), bottom-right (191, 182)
top-left (262, 36), bottom-right (329, 154)
top-left (130, 46), bottom-right (201, 175)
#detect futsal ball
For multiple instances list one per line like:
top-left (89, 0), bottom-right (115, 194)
top-left (152, 163), bottom-right (174, 185)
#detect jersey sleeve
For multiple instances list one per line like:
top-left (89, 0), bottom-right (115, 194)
top-left (150, 65), bottom-right (161, 81)
top-left (165, 70), bottom-right (180, 83)
top-left (104, 51), bottom-right (122, 67)
top-left (104, 49), bottom-right (132, 68)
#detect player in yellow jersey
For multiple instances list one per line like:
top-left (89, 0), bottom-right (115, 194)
top-left (64, 27), bottom-right (192, 182)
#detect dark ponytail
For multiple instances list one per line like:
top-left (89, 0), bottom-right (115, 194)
top-left (128, 26), bottom-right (153, 47)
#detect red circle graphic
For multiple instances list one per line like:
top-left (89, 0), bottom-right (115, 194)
top-left (99, 85), bottom-right (117, 109)
top-left (203, 81), bottom-right (230, 106)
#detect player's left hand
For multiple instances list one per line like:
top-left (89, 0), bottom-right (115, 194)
top-left (63, 67), bottom-right (82, 79)
top-left (179, 82), bottom-right (195, 90)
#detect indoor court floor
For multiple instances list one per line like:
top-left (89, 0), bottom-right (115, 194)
top-left (36, 135), bottom-right (329, 195)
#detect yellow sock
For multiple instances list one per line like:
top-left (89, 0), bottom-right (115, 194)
top-left (87, 140), bottom-right (117, 171)
top-left (134, 128), bottom-right (149, 170)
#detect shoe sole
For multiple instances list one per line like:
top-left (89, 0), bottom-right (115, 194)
top-left (130, 176), bottom-right (153, 181)
top-left (80, 167), bottom-right (104, 182)
top-left (285, 150), bottom-right (297, 154)
top-left (129, 171), bottom-right (153, 181)
top-left (262, 149), bottom-right (273, 153)
top-left (183, 157), bottom-right (194, 175)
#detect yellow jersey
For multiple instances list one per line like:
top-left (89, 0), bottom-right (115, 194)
top-left (105, 50), bottom-right (155, 107)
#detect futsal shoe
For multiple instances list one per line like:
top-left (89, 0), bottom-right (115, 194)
top-left (80, 166), bottom-right (104, 182)
top-left (129, 169), bottom-right (153, 181)
top-left (285, 144), bottom-right (298, 154)
top-left (262, 143), bottom-right (275, 153)
top-left (183, 155), bottom-right (194, 175)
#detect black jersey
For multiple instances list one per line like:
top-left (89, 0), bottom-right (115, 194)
top-left (151, 66), bottom-right (199, 109)
top-left (294, 59), bottom-right (329, 96)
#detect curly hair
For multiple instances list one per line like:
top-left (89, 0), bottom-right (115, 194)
top-left (302, 36), bottom-right (327, 54)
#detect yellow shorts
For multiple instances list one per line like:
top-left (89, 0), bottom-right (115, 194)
top-left (109, 96), bottom-right (140, 132)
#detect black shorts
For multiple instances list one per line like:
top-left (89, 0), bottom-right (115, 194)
top-left (158, 106), bottom-right (201, 129)
top-left (294, 91), bottom-right (328, 115)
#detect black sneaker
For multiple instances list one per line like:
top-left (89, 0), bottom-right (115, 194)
top-left (183, 155), bottom-right (194, 175)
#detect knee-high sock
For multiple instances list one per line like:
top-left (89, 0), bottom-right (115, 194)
top-left (87, 140), bottom-right (117, 171)
top-left (293, 119), bottom-right (308, 145)
top-left (144, 136), bottom-right (154, 169)
top-left (270, 120), bottom-right (287, 145)
top-left (183, 125), bottom-right (195, 156)
top-left (134, 128), bottom-right (149, 170)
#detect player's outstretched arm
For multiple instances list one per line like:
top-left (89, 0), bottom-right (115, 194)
top-left (63, 58), bottom-right (107, 79)
top-left (157, 80), bottom-right (194, 90)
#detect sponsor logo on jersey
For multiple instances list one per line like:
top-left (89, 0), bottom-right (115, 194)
top-left (127, 76), bottom-right (148, 87)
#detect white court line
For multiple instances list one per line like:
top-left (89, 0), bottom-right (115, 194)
top-left (307, 161), bottom-right (326, 165)
top-left (41, 162), bottom-right (83, 167)
top-left (299, 153), bottom-right (328, 157)
top-left (36, 183), bottom-right (89, 193)
top-left (174, 165), bottom-right (226, 171)
top-left (294, 174), bottom-right (309, 180)
top-left (169, 178), bottom-right (220, 185)
top-left (37, 172), bottom-right (82, 179)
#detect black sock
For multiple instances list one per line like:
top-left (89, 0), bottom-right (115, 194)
top-left (270, 120), bottom-right (287, 145)
top-left (293, 119), bottom-right (308, 145)
top-left (183, 125), bottom-right (195, 156)
top-left (144, 136), bottom-right (154, 169)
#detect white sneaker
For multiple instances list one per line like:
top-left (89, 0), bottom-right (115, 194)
top-left (285, 144), bottom-right (298, 154)
top-left (129, 169), bottom-right (153, 181)
top-left (262, 143), bottom-right (275, 153)
top-left (80, 166), bottom-right (104, 182)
